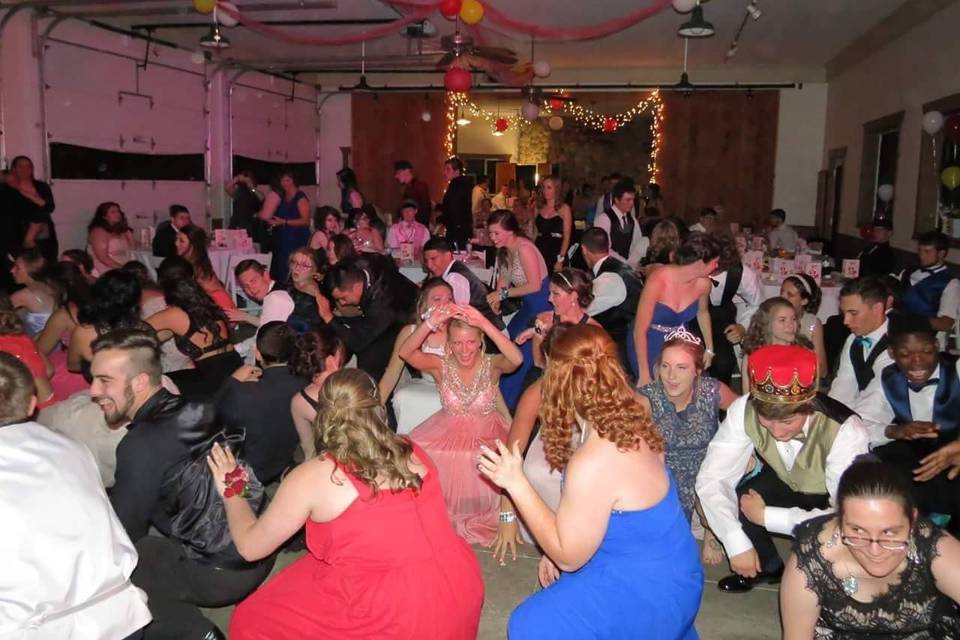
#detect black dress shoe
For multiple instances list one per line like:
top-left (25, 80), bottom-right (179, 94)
top-left (717, 569), bottom-right (783, 593)
top-left (202, 626), bottom-right (226, 640)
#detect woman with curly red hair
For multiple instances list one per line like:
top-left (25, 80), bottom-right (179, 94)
top-left (479, 324), bottom-right (703, 639)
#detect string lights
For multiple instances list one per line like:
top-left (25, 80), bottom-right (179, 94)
top-left (443, 90), bottom-right (666, 182)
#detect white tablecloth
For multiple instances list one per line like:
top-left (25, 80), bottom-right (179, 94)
top-left (399, 263), bottom-right (493, 286)
top-left (131, 249), bottom-right (271, 300)
top-left (758, 275), bottom-right (841, 322)
top-left (393, 378), bottom-right (442, 435)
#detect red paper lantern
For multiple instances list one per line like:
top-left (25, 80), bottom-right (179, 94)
top-left (549, 98), bottom-right (565, 111)
top-left (944, 114), bottom-right (960, 144)
top-left (444, 67), bottom-right (471, 93)
top-left (602, 117), bottom-right (618, 133)
top-left (494, 118), bottom-right (509, 132)
top-left (439, 0), bottom-right (462, 18)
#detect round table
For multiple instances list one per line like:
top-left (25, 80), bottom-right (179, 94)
top-left (131, 248), bottom-right (271, 299)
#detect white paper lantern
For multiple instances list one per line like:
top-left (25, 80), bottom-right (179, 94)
top-left (215, 2), bottom-right (239, 27)
top-left (922, 110), bottom-right (944, 135)
top-left (421, 111), bottom-right (432, 122)
top-left (521, 101), bottom-right (540, 121)
top-left (548, 116), bottom-right (564, 130)
top-left (672, 0), bottom-right (697, 12)
top-left (532, 60), bottom-right (552, 78)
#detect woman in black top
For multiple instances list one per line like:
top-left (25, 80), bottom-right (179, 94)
top-left (289, 325), bottom-right (345, 458)
top-left (532, 176), bottom-right (572, 272)
top-left (7, 156), bottom-right (57, 263)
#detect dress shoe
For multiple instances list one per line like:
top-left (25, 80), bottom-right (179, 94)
top-left (202, 626), bottom-right (226, 640)
top-left (717, 569), bottom-right (783, 593)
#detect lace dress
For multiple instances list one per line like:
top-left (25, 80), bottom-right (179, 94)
top-left (639, 376), bottom-right (720, 522)
top-left (792, 515), bottom-right (960, 639)
top-left (409, 355), bottom-right (509, 545)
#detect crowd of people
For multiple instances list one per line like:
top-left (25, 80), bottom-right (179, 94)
top-left (2, 152), bottom-right (960, 639)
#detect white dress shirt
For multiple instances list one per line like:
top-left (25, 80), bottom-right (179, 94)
top-left (586, 255), bottom-right (628, 316)
top-left (259, 281), bottom-right (295, 326)
top-left (768, 224), bottom-right (799, 252)
top-left (0, 422), bottom-right (151, 639)
top-left (594, 205), bottom-right (648, 267)
top-left (863, 360), bottom-right (960, 448)
top-left (696, 395), bottom-right (868, 558)
top-left (710, 265), bottom-right (762, 328)
top-left (828, 320), bottom-right (893, 430)
top-left (442, 260), bottom-right (472, 306)
top-left (689, 222), bottom-right (707, 233)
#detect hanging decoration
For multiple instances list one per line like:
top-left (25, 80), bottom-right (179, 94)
top-left (549, 97), bottom-right (566, 111)
top-left (459, 0), bottom-right (485, 25)
top-left (521, 101), bottom-right (540, 121)
top-left (444, 67), bottom-right (472, 92)
top-left (439, 0), bottom-right (463, 19)
top-left (943, 166), bottom-right (960, 190)
top-left (877, 184), bottom-right (894, 202)
top-left (602, 117), bottom-right (619, 133)
top-left (494, 117), bottom-right (509, 132)
top-left (445, 93), bottom-right (461, 157)
top-left (922, 111), bottom-right (944, 135)
top-left (533, 60), bottom-right (552, 78)
top-left (212, 0), bottom-right (671, 47)
top-left (215, 1), bottom-right (239, 26)
top-left (548, 116), bottom-right (564, 130)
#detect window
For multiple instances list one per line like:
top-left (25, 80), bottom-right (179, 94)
top-left (856, 112), bottom-right (903, 227)
top-left (232, 155), bottom-right (316, 188)
top-left (915, 93), bottom-right (960, 241)
top-left (50, 143), bottom-right (204, 181)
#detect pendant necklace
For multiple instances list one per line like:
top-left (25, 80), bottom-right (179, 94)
top-left (841, 571), bottom-right (859, 597)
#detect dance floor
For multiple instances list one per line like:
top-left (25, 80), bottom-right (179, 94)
top-left (203, 540), bottom-right (785, 639)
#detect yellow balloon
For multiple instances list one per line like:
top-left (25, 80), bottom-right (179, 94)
top-left (460, 0), bottom-right (484, 25)
top-left (193, 0), bottom-right (216, 15)
top-left (943, 166), bottom-right (960, 190)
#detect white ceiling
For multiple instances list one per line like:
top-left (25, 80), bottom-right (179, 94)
top-left (14, 0), bottom-right (921, 83)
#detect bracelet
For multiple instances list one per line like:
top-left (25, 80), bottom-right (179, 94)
top-left (499, 511), bottom-right (517, 523)
top-left (499, 287), bottom-right (510, 301)
top-left (705, 348), bottom-right (715, 356)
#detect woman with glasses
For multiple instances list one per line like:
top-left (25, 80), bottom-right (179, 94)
top-left (285, 247), bottom-right (324, 333)
top-left (780, 460), bottom-right (960, 639)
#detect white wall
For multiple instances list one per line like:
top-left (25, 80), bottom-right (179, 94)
top-left (823, 1), bottom-right (960, 257)
top-left (773, 83), bottom-right (828, 227)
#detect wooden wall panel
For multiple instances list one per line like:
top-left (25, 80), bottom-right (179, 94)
top-left (351, 94), bottom-right (449, 218)
top-left (658, 91), bottom-right (779, 227)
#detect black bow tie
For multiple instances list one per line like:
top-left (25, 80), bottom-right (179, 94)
top-left (908, 378), bottom-right (938, 393)
top-left (710, 278), bottom-right (720, 288)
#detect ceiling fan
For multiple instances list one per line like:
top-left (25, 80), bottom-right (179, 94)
top-left (520, 86), bottom-right (574, 106)
top-left (423, 26), bottom-right (518, 71)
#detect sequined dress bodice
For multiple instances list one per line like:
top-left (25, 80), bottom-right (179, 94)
top-left (439, 355), bottom-right (497, 416)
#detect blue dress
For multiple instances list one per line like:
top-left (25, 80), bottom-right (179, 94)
top-left (639, 377), bottom-right (720, 522)
top-left (509, 476), bottom-right (703, 639)
top-left (627, 301), bottom-right (699, 379)
top-left (270, 190), bottom-right (311, 284)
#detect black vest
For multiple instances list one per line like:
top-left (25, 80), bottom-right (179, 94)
top-left (447, 260), bottom-right (505, 331)
top-left (711, 265), bottom-right (743, 332)
top-left (603, 208), bottom-right (636, 260)
top-left (593, 256), bottom-right (642, 347)
top-left (850, 334), bottom-right (889, 392)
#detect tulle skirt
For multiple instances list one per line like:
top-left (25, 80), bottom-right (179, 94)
top-left (409, 410), bottom-right (509, 545)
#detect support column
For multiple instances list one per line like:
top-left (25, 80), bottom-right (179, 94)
top-left (0, 9), bottom-right (46, 173)
top-left (206, 65), bottom-right (232, 227)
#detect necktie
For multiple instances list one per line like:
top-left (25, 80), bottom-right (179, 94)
top-left (854, 336), bottom-right (873, 351)
top-left (908, 378), bottom-right (938, 393)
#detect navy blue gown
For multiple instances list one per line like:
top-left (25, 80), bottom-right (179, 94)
top-left (270, 190), bottom-right (310, 284)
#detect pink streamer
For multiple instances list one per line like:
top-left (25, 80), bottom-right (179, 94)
top-left (214, 1), bottom-right (438, 47)
top-left (471, 0), bottom-right (673, 42)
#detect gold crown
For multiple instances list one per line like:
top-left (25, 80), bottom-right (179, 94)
top-left (749, 368), bottom-right (818, 404)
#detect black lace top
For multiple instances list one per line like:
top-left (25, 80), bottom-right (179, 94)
top-left (792, 515), bottom-right (960, 639)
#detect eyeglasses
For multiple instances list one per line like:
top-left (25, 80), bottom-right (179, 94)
top-left (290, 261), bottom-right (314, 269)
top-left (841, 535), bottom-right (909, 551)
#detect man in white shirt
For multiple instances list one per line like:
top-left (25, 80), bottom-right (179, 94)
top-left (689, 207), bottom-right (718, 234)
top-left (767, 208), bottom-right (799, 253)
top-left (0, 353), bottom-right (151, 640)
top-left (829, 277), bottom-right (895, 430)
top-left (696, 345), bottom-right (868, 594)
top-left (865, 316), bottom-right (960, 533)
top-left (591, 173), bottom-right (618, 226)
top-left (230, 259), bottom-right (295, 327)
top-left (471, 175), bottom-right (489, 222)
top-left (593, 178), bottom-right (648, 268)
top-left (422, 237), bottom-right (504, 331)
top-left (580, 227), bottom-right (642, 373)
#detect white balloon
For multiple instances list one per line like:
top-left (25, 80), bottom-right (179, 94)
top-left (521, 101), bottom-right (540, 121)
top-left (421, 111), bottom-right (432, 122)
top-left (532, 60), bottom-right (552, 78)
top-left (672, 0), bottom-right (697, 13)
top-left (877, 184), bottom-right (894, 202)
top-left (215, 2), bottom-right (239, 27)
top-left (922, 110), bottom-right (944, 135)
top-left (548, 115), bottom-right (564, 131)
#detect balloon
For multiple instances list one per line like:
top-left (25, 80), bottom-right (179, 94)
top-left (215, 1), bottom-right (239, 27)
top-left (922, 110), bottom-right (944, 135)
top-left (439, 0), bottom-right (462, 18)
top-left (533, 60), bottom-right (552, 78)
top-left (444, 67), bottom-right (471, 92)
top-left (548, 116), bottom-right (563, 130)
top-left (193, 0), bottom-right (216, 15)
top-left (521, 101), bottom-right (540, 120)
top-left (459, 0), bottom-right (484, 25)
top-left (672, 0), bottom-right (698, 13)
top-left (944, 115), bottom-right (960, 144)
top-left (494, 117), bottom-right (509, 132)
top-left (421, 111), bottom-right (432, 122)
top-left (877, 184), bottom-right (894, 202)
top-left (943, 166), bottom-right (960, 190)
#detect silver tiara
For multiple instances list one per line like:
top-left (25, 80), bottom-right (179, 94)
top-left (664, 326), bottom-right (702, 345)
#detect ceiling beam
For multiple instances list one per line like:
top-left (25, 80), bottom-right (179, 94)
top-left (826, 0), bottom-right (958, 78)
top-left (1, 0), bottom-right (336, 8)
top-left (129, 18), bottom-right (393, 30)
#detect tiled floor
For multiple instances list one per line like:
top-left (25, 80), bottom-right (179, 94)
top-left (204, 540), bottom-right (785, 639)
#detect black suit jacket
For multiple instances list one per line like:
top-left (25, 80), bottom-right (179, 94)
top-left (441, 175), bottom-right (473, 233)
top-left (152, 220), bottom-right (177, 258)
top-left (214, 366), bottom-right (304, 485)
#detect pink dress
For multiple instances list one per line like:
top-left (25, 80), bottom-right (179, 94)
top-left (409, 355), bottom-right (508, 545)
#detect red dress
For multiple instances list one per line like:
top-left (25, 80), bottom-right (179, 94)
top-left (230, 443), bottom-right (484, 640)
